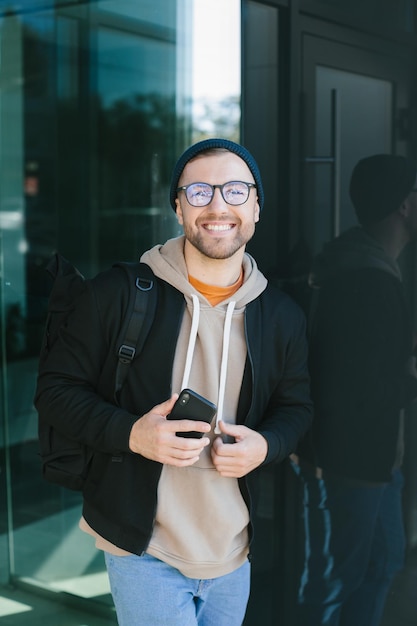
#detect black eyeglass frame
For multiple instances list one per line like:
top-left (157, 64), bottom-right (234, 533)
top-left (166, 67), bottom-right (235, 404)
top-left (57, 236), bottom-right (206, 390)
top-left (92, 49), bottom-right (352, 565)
top-left (176, 181), bottom-right (257, 207)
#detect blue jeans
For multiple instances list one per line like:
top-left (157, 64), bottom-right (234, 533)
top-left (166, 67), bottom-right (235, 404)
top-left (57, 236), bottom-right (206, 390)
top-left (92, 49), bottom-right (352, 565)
top-left (104, 552), bottom-right (251, 626)
top-left (293, 464), bottom-right (405, 626)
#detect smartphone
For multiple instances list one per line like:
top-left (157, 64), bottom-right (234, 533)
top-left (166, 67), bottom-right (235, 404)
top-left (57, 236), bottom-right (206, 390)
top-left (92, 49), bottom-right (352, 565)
top-left (167, 388), bottom-right (217, 438)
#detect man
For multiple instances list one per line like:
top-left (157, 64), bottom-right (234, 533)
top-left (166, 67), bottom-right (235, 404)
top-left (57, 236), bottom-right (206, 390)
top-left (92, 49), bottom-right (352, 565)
top-left (293, 154), bottom-right (417, 626)
top-left (35, 138), bottom-right (312, 626)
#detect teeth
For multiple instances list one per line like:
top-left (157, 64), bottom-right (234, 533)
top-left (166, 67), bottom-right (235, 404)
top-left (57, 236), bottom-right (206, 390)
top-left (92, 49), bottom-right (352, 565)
top-left (205, 224), bottom-right (232, 231)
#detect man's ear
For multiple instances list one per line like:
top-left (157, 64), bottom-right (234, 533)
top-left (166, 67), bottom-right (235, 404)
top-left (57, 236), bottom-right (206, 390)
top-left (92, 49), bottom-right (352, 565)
top-left (175, 198), bottom-right (184, 225)
top-left (254, 200), bottom-right (260, 223)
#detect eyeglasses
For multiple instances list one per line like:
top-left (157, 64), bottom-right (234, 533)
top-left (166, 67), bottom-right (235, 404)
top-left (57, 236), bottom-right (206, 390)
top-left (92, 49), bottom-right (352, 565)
top-left (177, 181), bottom-right (256, 207)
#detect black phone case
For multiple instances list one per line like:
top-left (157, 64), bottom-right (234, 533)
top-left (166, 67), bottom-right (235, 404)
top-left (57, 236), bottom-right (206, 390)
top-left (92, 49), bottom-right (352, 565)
top-left (167, 389), bottom-right (217, 438)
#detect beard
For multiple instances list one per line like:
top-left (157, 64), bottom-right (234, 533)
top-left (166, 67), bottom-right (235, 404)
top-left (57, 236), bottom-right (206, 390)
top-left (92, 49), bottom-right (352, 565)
top-left (182, 221), bottom-right (256, 259)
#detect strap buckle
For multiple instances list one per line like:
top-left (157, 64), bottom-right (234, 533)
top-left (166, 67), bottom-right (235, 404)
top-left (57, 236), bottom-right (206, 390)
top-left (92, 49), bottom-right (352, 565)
top-left (118, 344), bottom-right (136, 363)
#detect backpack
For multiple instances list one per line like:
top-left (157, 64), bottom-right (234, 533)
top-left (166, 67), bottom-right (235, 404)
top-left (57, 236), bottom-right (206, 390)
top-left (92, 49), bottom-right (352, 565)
top-left (36, 252), bottom-right (157, 491)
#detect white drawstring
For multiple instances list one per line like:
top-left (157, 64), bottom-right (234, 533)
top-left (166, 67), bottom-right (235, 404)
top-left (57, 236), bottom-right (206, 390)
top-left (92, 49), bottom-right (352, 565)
top-left (180, 294), bottom-right (200, 390)
top-left (215, 301), bottom-right (236, 433)
top-left (181, 295), bottom-right (236, 433)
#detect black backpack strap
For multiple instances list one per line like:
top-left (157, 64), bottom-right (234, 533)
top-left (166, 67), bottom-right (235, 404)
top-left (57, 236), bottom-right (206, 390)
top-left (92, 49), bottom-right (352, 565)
top-left (112, 262), bottom-right (157, 401)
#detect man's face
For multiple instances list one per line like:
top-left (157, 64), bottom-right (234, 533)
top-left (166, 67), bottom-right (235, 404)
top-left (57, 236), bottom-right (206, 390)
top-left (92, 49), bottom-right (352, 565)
top-left (175, 152), bottom-right (260, 260)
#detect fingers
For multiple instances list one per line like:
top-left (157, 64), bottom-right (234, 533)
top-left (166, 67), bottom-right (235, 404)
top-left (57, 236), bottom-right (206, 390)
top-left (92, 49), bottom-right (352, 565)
top-left (169, 419), bottom-right (211, 437)
top-left (153, 393), bottom-right (179, 417)
top-left (158, 436), bottom-right (210, 466)
top-left (216, 419), bottom-right (242, 439)
top-left (211, 422), bottom-right (268, 477)
top-left (129, 394), bottom-right (211, 466)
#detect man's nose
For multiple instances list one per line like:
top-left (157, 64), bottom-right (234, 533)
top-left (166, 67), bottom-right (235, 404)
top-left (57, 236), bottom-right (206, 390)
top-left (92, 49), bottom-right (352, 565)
top-left (209, 187), bottom-right (227, 209)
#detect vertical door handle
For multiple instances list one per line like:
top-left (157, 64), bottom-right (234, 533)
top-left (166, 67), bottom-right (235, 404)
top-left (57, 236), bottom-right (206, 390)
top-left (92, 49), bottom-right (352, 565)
top-left (331, 89), bottom-right (341, 238)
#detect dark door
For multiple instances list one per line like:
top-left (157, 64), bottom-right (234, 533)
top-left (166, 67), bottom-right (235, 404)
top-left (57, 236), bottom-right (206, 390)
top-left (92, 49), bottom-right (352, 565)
top-left (298, 20), bottom-right (417, 626)
top-left (300, 24), bottom-right (412, 255)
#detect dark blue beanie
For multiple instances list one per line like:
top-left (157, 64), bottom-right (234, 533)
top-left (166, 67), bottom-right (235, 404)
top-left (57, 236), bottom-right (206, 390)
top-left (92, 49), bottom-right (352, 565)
top-left (169, 138), bottom-right (264, 211)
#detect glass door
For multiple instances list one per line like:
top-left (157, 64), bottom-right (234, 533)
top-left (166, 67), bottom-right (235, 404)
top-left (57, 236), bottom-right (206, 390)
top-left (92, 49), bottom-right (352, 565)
top-left (300, 31), bottom-right (411, 257)
top-left (0, 0), bottom-right (243, 616)
top-left (0, 2), bottom-right (182, 612)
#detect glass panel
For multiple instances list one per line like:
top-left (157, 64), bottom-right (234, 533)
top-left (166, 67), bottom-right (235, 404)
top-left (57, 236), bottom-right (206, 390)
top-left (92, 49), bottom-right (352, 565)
top-left (0, 0), bottom-right (242, 614)
top-left (95, 26), bottom-right (179, 267)
top-left (2, 9), bottom-right (104, 603)
top-left (93, 0), bottom-right (241, 269)
top-left (0, 7), bottom-right (27, 583)
top-left (310, 66), bottom-right (392, 255)
top-left (190, 0), bottom-right (241, 142)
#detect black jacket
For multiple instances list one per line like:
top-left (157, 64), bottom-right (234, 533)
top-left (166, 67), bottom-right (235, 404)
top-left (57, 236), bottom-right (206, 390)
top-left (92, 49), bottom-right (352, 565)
top-left (35, 265), bottom-right (312, 554)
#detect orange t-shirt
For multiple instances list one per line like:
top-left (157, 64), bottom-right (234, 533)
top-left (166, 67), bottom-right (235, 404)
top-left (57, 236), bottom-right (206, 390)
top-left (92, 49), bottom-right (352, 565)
top-left (188, 270), bottom-right (243, 306)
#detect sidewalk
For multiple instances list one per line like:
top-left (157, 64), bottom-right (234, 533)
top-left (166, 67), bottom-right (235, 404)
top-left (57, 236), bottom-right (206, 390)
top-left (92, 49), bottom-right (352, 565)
top-left (0, 584), bottom-right (117, 626)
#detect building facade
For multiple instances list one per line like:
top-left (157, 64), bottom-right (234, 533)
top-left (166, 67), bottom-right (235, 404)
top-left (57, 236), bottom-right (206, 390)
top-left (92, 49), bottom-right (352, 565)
top-left (0, 1), bottom-right (417, 624)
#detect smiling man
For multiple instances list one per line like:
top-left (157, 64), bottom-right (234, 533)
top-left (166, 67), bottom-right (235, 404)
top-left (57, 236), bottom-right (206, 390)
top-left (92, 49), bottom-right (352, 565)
top-left (35, 138), bottom-right (312, 626)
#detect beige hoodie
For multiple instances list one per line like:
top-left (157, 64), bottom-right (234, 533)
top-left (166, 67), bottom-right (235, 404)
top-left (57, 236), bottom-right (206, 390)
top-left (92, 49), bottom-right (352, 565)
top-left (81, 236), bottom-right (267, 579)
top-left (142, 236), bottom-right (267, 578)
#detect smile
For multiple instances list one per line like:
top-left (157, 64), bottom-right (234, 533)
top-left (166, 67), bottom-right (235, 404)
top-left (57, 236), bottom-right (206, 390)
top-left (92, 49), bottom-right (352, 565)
top-left (204, 224), bottom-right (234, 231)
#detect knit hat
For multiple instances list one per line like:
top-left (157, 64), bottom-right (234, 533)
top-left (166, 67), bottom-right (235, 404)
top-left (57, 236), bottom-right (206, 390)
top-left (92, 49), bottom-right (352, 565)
top-left (349, 154), bottom-right (417, 225)
top-left (169, 138), bottom-right (264, 211)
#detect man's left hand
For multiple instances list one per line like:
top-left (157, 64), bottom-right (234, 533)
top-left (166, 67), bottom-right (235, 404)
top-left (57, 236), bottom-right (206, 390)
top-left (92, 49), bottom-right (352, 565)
top-left (211, 421), bottom-right (268, 477)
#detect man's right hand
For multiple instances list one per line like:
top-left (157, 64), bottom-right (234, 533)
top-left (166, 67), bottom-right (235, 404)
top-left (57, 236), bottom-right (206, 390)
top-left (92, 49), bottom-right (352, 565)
top-left (129, 394), bottom-right (211, 465)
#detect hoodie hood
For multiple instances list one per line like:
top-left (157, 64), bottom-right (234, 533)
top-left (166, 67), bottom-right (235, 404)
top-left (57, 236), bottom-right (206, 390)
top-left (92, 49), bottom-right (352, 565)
top-left (309, 226), bottom-right (402, 288)
top-left (141, 235), bottom-right (267, 431)
top-left (141, 235), bottom-right (267, 308)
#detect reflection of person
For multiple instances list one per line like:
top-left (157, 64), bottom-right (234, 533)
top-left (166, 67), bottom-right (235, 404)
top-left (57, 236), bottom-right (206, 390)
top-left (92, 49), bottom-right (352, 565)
top-left (292, 154), bottom-right (417, 626)
top-left (35, 138), bottom-right (312, 626)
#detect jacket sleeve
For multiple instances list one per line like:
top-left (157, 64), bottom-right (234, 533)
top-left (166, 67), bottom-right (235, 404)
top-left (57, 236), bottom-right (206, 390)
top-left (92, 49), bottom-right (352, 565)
top-left (34, 268), bottom-right (138, 454)
top-left (244, 289), bottom-right (313, 465)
